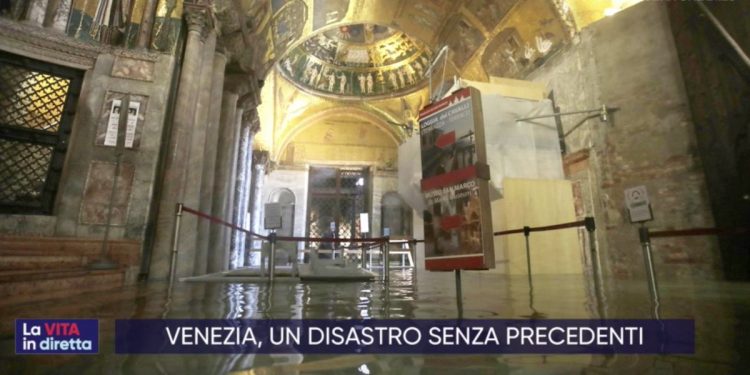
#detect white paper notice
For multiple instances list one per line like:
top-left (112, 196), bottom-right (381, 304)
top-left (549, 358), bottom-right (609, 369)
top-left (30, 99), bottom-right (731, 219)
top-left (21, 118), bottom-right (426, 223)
top-left (104, 99), bottom-right (122, 146)
top-left (125, 101), bottom-right (140, 148)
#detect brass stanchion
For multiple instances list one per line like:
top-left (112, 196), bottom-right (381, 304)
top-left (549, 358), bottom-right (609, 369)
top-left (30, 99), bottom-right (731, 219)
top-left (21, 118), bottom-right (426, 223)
top-left (384, 237), bottom-right (390, 282)
top-left (523, 226), bottom-right (532, 287)
top-left (585, 217), bottom-right (607, 320)
top-left (455, 269), bottom-right (463, 319)
top-left (639, 226), bottom-right (661, 319)
top-left (268, 232), bottom-right (277, 283)
top-left (167, 203), bottom-right (184, 290)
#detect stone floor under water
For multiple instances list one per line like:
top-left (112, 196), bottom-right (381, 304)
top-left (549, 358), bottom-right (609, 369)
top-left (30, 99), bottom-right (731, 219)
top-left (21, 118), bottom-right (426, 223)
top-left (1, 270), bottom-right (748, 374)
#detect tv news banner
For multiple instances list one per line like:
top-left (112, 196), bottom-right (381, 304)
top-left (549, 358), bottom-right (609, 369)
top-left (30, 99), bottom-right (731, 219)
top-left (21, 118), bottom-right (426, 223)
top-left (16, 319), bottom-right (693, 355)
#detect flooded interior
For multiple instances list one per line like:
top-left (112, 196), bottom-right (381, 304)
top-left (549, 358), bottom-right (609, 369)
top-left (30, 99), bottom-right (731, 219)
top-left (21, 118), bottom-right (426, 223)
top-left (1, 1), bottom-right (750, 373)
top-left (2, 270), bottom-right (749, 374)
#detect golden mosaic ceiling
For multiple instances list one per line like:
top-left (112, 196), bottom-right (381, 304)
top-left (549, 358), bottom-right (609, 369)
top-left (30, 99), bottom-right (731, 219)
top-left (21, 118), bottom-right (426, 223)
top-left (278, 23), bottom-right (434, 99)
top-left (225, 0), bottom-right (638, 162)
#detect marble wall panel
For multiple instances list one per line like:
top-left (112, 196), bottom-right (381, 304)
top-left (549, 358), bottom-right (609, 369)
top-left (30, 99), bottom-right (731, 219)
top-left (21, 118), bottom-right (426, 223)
top-left (79, 160), bottom-right (135, 225)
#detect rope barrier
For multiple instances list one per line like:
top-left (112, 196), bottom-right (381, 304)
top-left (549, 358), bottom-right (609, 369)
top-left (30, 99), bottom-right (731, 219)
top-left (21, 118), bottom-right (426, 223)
top-left (180, 205), bottom-right (390, 245)
top-left (182, 203), bottom-right (599, 246)
top-left (649, 226), bottom-right (749, 238)
top-left (181, 205), bottom-right (269, 241)
top-left (493, 219), bottom-right (588, 237)
top-left (276, 235), bottom-right (387, 244)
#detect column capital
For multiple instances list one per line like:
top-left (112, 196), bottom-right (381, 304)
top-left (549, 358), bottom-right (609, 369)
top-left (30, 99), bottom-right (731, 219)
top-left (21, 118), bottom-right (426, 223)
top-left (252, 150), bottom-right (269, 167)
top-left (215, 40), bottom-right (229, 58)
top-left (238, 91), bottom-right (260, 111)
top-left (184, 3), bottom-right (213, 35)
top-left (242, 108), bottom-right (260, 134)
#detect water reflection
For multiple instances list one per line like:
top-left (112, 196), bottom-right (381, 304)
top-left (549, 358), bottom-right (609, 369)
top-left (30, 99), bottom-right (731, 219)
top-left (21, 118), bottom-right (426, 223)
top-left (0, 269), bottom-right (748, 374)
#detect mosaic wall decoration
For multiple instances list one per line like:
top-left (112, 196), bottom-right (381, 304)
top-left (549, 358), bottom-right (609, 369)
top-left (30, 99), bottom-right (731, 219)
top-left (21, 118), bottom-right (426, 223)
top-left (397, 1), bottom-right (444, 33)
top-left (479, 0), bottom-right (568, 78)
top-left (463, 0), bottom-right (519, 31)
top-left (272, 0), bottom-right (306, 54)
top-left (64, 0), bottom-right (183, 52)
top-left (441, 17), bottom-right (484, 68)
top-left (277, 23), bottom-right (434, 99)
top-left (313, 0), bottom-right (349, 31)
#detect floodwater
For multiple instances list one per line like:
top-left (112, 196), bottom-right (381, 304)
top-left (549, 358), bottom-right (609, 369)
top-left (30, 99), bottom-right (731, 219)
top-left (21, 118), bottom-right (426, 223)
top-left (1, 269), bottom-right (749, 374)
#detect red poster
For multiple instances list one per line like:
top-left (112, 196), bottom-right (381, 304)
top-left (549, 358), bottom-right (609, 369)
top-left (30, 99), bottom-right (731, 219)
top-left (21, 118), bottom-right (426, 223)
top-left (419, 87), bottom-right (494, 271)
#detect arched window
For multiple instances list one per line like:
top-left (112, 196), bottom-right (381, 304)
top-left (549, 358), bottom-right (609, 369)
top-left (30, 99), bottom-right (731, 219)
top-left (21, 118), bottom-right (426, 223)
top-left (381, 192), bottom-right (411, 238)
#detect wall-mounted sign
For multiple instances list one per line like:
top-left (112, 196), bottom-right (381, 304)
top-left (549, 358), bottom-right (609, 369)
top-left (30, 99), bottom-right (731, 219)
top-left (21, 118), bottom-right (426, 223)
top-left (125, 101), bottom-right (140, 149)
top-left (96, 92), bottom-right (148, 149)
top-left (264, 202), bottom-right (282, 230)
top-left (359, 212), bottom-right (369, 234)
top-left (418, 87), bottom-right (494, 271)
top-left (624, 185), bottom-right (653, 223)
top-left (104, 99), bottom-right (121, 147)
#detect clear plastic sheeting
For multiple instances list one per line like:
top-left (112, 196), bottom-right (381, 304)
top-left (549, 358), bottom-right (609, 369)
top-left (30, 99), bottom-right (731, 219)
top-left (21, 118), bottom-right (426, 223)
top-left (463, 79), bottom-right (564, 199)
top-left (397, 134), bottom-right (425, 212)
top-left (397, 79), bottom-right (564, 210)
top-left (481, 96), bottom-right (564, 198)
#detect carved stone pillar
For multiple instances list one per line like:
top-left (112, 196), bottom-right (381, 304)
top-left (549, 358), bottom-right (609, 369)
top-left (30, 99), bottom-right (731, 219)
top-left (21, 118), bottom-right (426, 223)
top-left (149, 5), bottom-right (210, 280)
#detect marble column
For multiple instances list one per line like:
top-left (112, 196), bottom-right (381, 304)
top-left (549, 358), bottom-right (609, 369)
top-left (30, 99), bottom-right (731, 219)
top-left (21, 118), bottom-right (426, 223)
top-left (230, 114), bottom-right (253, 268)
top-left (198, 47), bottom-right (228, 274)
top-left (149, 6), bottom-right (210, 280)
top-left (209, 83), bottom-right (241, 271)
top-left (187, 30), bottom-right (217, 276)
top-left (225, 109), bottom-right (243, 266)
top-left (247, 149), bottom-right (268, 266)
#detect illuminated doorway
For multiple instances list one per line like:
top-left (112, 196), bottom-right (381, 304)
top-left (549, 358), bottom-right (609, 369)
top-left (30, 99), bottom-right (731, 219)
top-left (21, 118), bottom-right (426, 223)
top-left (306, 166), bottom-right (370, 249)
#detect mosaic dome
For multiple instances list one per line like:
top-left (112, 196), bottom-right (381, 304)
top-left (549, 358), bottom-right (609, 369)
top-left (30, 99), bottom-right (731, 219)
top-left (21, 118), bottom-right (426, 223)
top-left (277, 24), bottom-right (434, 99)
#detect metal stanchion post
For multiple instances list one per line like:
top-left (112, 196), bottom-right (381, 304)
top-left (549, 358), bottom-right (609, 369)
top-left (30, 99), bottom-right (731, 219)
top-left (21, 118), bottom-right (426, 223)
top-left (585, 217), bottom-right (607, 320)
top-left (384, 237), bottom-right (390, 282)
top-left (523, 226), bottom-right (532, 285)
top-left (268, 232), bottom-right (277, 283)
top-left (639, 226), bottom-right (661, 319)
top-left (292, 245), bottom-right (299, 277)
top-left (168, 203), bottom-right (184, 290)
top-left (455, 269), bottom-right (463, 319)
top-left (361, 244), bottom-right (367, 269)
top-left (585, 217), bottom-right (597, 254)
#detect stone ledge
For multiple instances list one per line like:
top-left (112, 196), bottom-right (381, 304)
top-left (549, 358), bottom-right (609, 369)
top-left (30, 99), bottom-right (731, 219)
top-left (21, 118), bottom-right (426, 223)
top-left (0, 235), bottom-right (141, 267)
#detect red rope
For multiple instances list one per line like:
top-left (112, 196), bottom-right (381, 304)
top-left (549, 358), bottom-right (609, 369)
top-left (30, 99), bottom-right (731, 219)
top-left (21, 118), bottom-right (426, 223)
top-left (493, 228), bottom-right (526, 236)
top-left (650, 227), bottom-right (750, 238)
top-left (181, 206), bottom-right (269, 241)
top-left (493, 220), bottom-right (586, 237)
top-left (180, 205), bottom-right (389, 244)
top-left (276, 235), bottom-right (387, 244)
top-left (528, 220), bottom-right (587, 232)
